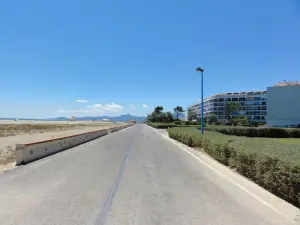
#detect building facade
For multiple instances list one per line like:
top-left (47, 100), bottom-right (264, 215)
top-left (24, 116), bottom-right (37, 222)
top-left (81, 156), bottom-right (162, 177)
top-left (267, 81), bottom-right (300, 127)
top-left (188, 91), bottom-right (267, 123)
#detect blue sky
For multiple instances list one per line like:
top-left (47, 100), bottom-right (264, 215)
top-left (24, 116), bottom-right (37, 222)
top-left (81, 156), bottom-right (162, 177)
top-left (0, 0), bottom-right (300, 118)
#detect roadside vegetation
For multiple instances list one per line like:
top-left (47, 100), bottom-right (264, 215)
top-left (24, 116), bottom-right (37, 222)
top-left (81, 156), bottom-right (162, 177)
top-left (168, 127), bottom-right (300, 208)
top-left (206, 126), bottom-right (300, 138)
top-left (146, 105), bottom-right (203, 129)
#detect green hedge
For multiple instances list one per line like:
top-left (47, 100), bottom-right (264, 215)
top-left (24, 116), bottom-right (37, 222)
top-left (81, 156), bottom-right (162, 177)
top-left (147, 123), bottom-right (200, 129)
top-left (147, 123), bottom-right (179, 129)
top-left (206, 126), bottom-right (300, 138)
top-left (168, 128), bottom-right (300, 208)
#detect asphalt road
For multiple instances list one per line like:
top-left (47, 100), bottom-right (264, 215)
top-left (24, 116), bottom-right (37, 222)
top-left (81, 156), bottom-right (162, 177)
top-left (0, 124), bottom-right (293, 225)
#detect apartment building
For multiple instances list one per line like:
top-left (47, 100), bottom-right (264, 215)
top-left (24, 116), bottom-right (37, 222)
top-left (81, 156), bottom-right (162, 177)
top-left (188, 91), bottom-right (267, 123)
top-left (267, 81), bottom-right (300, 127)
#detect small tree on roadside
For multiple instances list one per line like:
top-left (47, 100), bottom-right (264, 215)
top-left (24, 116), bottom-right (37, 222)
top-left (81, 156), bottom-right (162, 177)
top-left (147, 107), bottom-right (174, 123)
top-left (166, 112), bottom-right (174, 123)
top-left (160, 113), bottom-right (168, 123)
top-left (206, 114), bottom-right (218, 125)
top-left (225, 102), bottom-right (241, 124)
top-left (174, 106), bottom-right (184, 119)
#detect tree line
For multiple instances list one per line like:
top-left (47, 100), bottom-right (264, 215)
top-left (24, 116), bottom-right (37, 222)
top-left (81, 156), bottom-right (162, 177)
top-left (146, 106), bottom-right (184, 123)
top-left (148, 102), bottom-right (252, 126)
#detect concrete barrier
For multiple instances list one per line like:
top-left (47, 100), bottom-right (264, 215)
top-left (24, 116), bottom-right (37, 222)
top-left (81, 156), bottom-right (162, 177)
top-left (15, 124), bottom-right (134, 165)
top-left (108, 124), bottom-right (133, 133)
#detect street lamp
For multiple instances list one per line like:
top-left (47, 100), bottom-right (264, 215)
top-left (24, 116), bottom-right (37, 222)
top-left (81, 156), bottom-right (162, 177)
top-left (196, 67), bottom-right (204, 134)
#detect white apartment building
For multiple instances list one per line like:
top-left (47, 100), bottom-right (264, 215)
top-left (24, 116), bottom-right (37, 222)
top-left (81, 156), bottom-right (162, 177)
top-left (188, 91), bottom-right (267, 123)
top-left (267, 81), bottom-right (300, 127)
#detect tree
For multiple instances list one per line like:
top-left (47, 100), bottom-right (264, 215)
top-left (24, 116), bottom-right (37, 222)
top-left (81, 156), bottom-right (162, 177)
top-left (232, 115), bottom-right (249, 126)
top-left (225, 102), bottom-right (241, 124)
top-left (166, 112), bottom-right (174, 123)
top-left (160, 113), bottom-right (168, 123)
top-left (206, 114), bottom-right (218, 125)
top-left (154, 106), bottom-right (163, 114)
top-left (173, 106), bottom-right (184, 119)
top-left (146, 106), bottom-right (174, 123)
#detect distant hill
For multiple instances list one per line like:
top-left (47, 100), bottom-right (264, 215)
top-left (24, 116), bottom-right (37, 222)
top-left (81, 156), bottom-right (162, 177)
top-left (74, 114), bottom-right (146, 122)
top-left (0, 114), bottom-right (146, 122)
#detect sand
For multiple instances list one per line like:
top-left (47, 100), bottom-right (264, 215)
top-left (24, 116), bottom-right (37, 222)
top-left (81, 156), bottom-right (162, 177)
top-left (0, 121), bottom-right (123, 166)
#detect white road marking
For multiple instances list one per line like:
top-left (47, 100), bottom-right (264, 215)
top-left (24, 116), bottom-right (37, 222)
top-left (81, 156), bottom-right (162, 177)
top-left (148, 126), bottom-right (291, 221)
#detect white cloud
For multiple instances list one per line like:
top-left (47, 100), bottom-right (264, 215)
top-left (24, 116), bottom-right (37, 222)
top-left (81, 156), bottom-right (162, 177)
top-left (76, 99), bottom-right (88, 103)
top-left (101, 102), bottom-right (123, 112)
top-left (87, 104), bottom-right (103, 109)
top-left (128, 104), bottom-right (136, 110)
top-left (142, 104), bottom-right (149, 108)
top-left (57, 102), bottom-right (123, 115)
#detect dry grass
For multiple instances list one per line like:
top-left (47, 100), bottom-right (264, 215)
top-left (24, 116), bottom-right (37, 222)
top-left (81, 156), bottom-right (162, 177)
top-left (0, 123), bottom-right (117, 137)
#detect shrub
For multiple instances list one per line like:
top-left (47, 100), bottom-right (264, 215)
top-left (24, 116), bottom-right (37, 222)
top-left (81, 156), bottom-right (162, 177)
top-left (215, 121), bottom-right (222, 125)
top-left (147, 123), bottom-right (201, 129)
top-left (184, 121), bottom-right (192, 125)
top-left (206, 126), bottom-right (300, 138)
top-left (168, 127), bottom-right (300, 208)
top-left (147, 123), bottom-right (178, 129)
top-left (192, 122), bottom-right (199, 125)
top-left (174, 121), bottom-right (182, 125)
top-left (206, 115), bottom-right (218, 125)
top-left (232, 116), bottom-right (249, 126)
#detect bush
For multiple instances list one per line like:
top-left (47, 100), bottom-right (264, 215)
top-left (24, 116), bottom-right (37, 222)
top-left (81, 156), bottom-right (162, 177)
top-left (168, 127), bottom-right (300, 208)
top-left (206, 126), bottom-right (300, 138)
top-left (184, 121), bottom-right (192, 125)
top-left (147, 123), bottom-right (201, 129)
top-left (192, 122), bottom-right (199, 125)
top-left (174, 121), bottom-right (182, 125)
top-left (147, 123), bottom-right (178, 129)
top-left (232, 116), bottom-right (249, 126)
top-left (215, 121), bottom-right (222, 125)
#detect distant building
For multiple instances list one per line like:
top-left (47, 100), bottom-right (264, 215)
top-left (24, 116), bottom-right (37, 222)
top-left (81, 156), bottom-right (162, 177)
top-left (185, 107), bottom-right (188, 121)
top-left (128, 119), bottom-right (137, 123)
top-left (69, 116), bottom-right (76, 121)
top-left (187, 90), bottom-right (267, 123)
top-left (267, 81), bottom-right (300, 127)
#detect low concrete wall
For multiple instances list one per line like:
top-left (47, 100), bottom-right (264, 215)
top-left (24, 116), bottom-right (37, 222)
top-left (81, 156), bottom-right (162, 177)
top-left (15, 124), bottom-right (134, 165)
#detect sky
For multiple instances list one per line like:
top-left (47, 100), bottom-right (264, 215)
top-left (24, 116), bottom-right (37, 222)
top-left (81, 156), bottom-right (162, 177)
top-left (0, 0), bottom-right (300, 118)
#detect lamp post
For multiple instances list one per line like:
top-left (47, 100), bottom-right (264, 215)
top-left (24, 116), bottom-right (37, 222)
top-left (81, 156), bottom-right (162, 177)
top-left (196, 67), bottom-right (204, 134)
